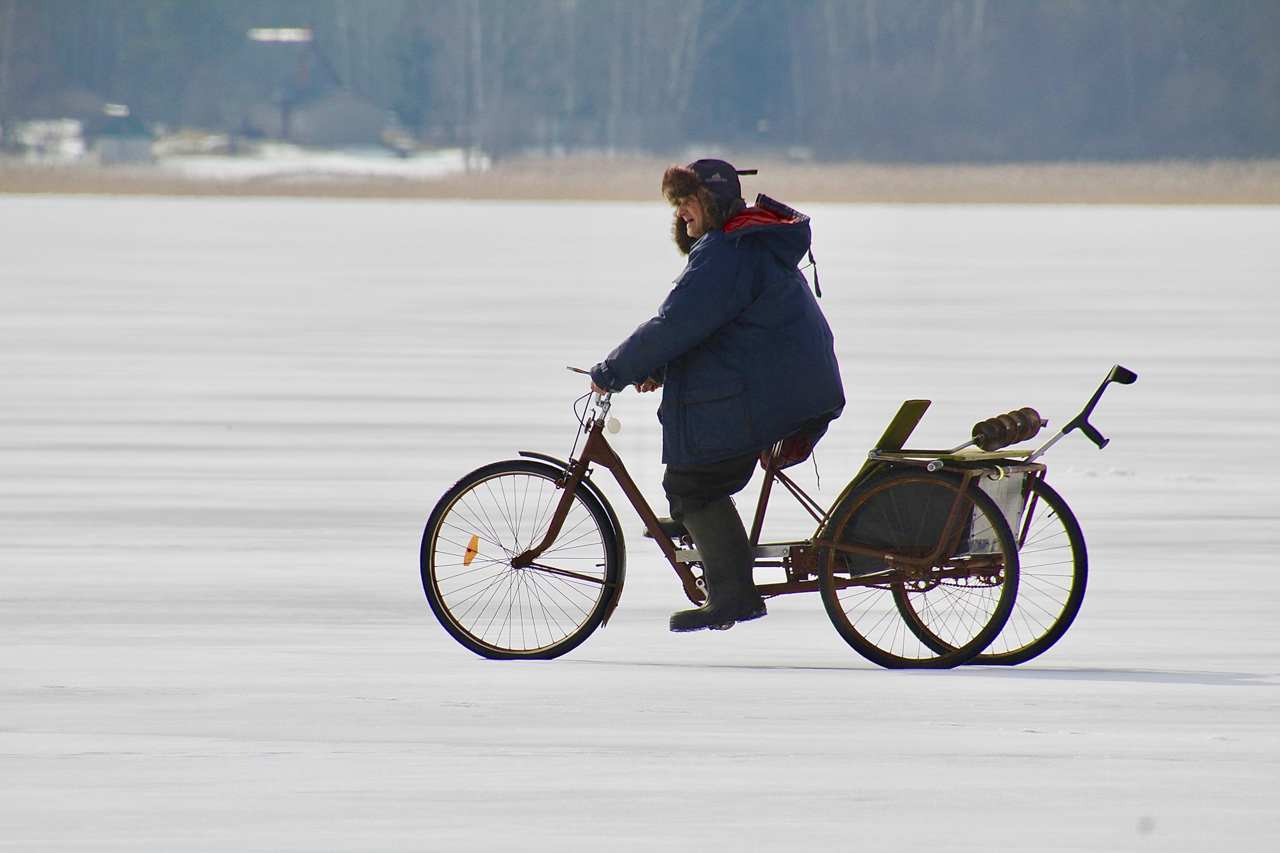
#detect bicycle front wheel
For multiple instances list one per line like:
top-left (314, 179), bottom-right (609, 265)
top-left (819, 469), bottom-right (1019, 669)
top-left (421, 460), bottom-right (621, 659)
top-left (973, 477), bottom-right (1086, 665)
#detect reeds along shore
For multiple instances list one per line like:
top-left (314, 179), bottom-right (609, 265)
top-left (3, 157), bottom-right (1279, 204)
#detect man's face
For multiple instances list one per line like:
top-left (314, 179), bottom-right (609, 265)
top-left (675, 195), bottom-right (711, 239)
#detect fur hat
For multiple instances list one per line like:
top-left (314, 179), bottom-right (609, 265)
top-left (661, 163), bottom-right (704, 205)
top-left (662, 159), bottom-right (753, 254)
top-left (662, 159), bottom-right (748, 212)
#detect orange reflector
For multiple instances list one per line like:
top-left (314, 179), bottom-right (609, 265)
top-left (463, 534), bottom-right (480, 566)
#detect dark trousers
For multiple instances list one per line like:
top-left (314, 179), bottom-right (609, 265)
top-left (663, 452), bottom-right (758, 520)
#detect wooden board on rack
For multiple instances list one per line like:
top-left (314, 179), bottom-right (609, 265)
top-left (842, 399), bottom-right (933, 492)
top-left (875, 399), bottom-right (931, 451)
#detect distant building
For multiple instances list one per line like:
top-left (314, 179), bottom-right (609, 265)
top-left (11, 119), bottom-right (86, 161)
top-left (243, 91), bottom-right (394, 148)
top-left (290, 92), bottom-right (394, 147)
top-left (93, 111), bottom-right (154, 164)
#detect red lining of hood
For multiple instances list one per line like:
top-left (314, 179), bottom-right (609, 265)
top-left (723, 207), bottom-right (800, 234)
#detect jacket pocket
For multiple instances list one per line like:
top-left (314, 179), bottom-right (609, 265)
top-left (682, 375), bottom-right (744, 405)
top-left (682, 375), bottom-right (752, 455)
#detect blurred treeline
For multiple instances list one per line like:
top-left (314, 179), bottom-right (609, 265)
top-left (1, 0), bottom-right (1277, 161)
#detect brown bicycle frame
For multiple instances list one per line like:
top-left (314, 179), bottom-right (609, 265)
top-left (513, 416), bottom-right (1008, 604)
top-left (513, 417), bottom-right (706, 603)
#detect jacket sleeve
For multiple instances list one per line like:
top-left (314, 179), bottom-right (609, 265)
top-left (590, 237), bottom-right (757, 391)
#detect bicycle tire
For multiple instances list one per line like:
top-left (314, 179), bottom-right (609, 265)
top-left (972, 477), bottom-right (1086, 665)
top-left (819, 469), bottom-right (1019, 669)
top-left (421, 459), bottom-right (622, 659)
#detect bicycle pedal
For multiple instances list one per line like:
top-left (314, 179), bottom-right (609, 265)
top-left (642, 517), bottom-right (689, 541)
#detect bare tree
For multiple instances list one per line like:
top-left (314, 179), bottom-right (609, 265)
top-left (2, 0), bottom-right (1276, 161)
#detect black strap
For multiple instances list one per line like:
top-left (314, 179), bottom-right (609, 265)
top-left (807, 248), bottom-right (821, 297)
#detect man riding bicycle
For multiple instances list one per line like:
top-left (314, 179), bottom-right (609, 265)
top-left (590, 159), bottom-right (844, 632)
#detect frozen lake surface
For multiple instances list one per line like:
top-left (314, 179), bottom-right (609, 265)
top-left (2, 194), bottom-right (1277, 850)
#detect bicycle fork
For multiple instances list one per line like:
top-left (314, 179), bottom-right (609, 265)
top-left (512, 419), bottom-right (707, 604)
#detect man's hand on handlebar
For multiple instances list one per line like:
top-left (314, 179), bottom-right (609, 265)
top-left (590, 378), bottom-right (661, 395)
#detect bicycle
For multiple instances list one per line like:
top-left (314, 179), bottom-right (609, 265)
top-left (420, 365), bottom-right (1136, 669)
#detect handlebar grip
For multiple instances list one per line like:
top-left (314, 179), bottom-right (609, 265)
top-left (1070, 417), bottom-right (1109, 449)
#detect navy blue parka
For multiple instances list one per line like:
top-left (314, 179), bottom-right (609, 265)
top-left (590, 196), bottom-right (844, 468)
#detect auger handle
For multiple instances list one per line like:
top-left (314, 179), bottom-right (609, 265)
top-left (1064, 364), bottom-right (1137, 448)
top-left (1029, 365), bottom-right (1136, 460)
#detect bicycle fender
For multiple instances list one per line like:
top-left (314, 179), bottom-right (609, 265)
top-left (518, 450), bottom-right (627, 624)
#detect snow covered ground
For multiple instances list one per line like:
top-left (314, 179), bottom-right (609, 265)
top-left (2, 194), bottom-right (1277, 850)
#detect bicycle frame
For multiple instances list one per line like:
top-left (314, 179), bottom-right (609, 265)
top-left (511, 393), bottom-right (1012, 605)
top-left (512, 402), bottom-right (705, 603)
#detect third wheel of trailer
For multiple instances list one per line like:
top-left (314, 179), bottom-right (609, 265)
top-left (819, 469), bottom-right (1020, 669)
top-left (972, 478), bottom-right (1087, 665)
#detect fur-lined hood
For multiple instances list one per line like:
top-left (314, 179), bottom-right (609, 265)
top-left (722, 194), bottom-right (812, 270)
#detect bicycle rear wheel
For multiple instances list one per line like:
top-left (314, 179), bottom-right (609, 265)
top-left (973, 477), bottom-right (1086, 665)
top-left (421, 459), bottom-right (621, 659)
top-left (819, 469), bottom-right (1019, 669)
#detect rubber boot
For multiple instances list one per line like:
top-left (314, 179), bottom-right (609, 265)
top-left (669, 497), bottom-right (767, 632)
